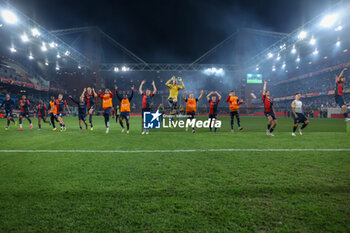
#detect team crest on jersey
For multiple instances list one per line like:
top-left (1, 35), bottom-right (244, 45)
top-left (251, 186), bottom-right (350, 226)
top-left (143, 110), bottom-right (162, 129)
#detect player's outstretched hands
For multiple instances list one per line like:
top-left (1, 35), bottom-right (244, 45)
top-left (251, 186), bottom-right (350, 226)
top-left (201, 90), bottom-right (204, 94)
top-left (69, 95), bottom-right (72, 98)
top-left (178, 77), bottom-right (182, 82)
top-left (152, 80), bottom-right (155, 85)
top-left (83, 88), bottom-right (86, 92)
top-left (114, 85), bottom-right (118, 90)
top-left (264, 80), bottom-right (267, 83)
top-left (141, 80), bottom-right (146, 85)
top-left (184, 91), bottom-right (187, 95)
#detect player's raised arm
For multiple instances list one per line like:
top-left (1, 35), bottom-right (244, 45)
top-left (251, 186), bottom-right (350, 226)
top-left (183, 91), bottom-right (187, 100)
top-left (129, 86), bottom-right (134, 101)
top-left (152, 81), bottom-right (157, 94)
top-left (216, 91), bottom-right (222, 101)
top-left (81, 88), bottom-right (86, 99)
top-left (165, 76), bottom-right (174, 87)
top-left (92, 88), bottom-right (97, 97)
top-left (69, 95), bottom-right (79, 105)
top-left (206, 91), bottom-right (213, 101)
top-left (198, 90), bottom-right (204, 100)
top-left (291, 100), bottom-right (298, 118)
top-left (337, 67), bottom-right (347, 82)
top-left (114, 85), bottom-right (122, 101)
top-left (178, 77), bottom-right (185, 89)
top-left (263, 80), bottom-right (267, 96)
top-left (139, 80), bottom-right (145, 95)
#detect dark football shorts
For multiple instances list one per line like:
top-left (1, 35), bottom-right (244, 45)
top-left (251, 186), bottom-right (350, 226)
top-left (264, 112), bottom-right (276, 120)
top-left (335, 95), bottom-right (345, 107)
top-left (293, 113), bottom-right (308, 124)
top-left (119, 112), bottom-right (130, 120)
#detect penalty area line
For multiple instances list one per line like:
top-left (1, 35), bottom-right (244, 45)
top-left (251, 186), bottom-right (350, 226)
top-left (0, 149), bottom-right (350, 153)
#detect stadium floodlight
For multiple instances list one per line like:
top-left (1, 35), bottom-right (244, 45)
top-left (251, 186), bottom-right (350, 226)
top-left (276, 54), bottom-right (281, 61)
top-left (320, 13), bottom-right (339, 28)
top-left (49, 42), bottom-right (57, 48)
top-left (296, 66), bottom-right (299, 70)
top-left (31, 28), bottom-right (40, 37)
top-left (122, 66), bottom-right (130, 72)
top-left (312, 48), bottom-right (319, 55)
top-left (296, 56), bottom-right (300, 62)
top-left (45, 61), bottom-right (49, 66)
top-left (1, 10), bottom-right (18, 24)
top-left (267, 52), bottom-right (273, 58)
top-left (216, 68), bottom-right (223, 74)
top-left (272, 65), bottom-right (276, 72)
top-left (56, 52), bottom-right (61, 59)
top-left (282, 62), bottom-right (286, 69)
top-left (280, 43), bottom-right (286, 50)
top-left (336, 40), bottom-right (341, 46)
top-left (256, 65), bottom-right (259, 71)
top-left (64, 51), bottom-right (70, 56)
top-left (0, 23), bottom-right (3, 27)
top-left (298, 31), bottom-right (307, 40)
top-left (21, 33), bottom-right (29, 42)
top-left (28, 55), bottom-right (34, 60)
top-left (9, 47), bottom-right (16, 53)
top-left (324, 56), bottom-right (328, 59)
top-left (114, 67), bottom-right (119, 72)
top-left (78, 65), bottom-right (81, 69)
top-left (309, 36), bottom-right (316, 45)
top-left (344, 49), bottom-right (348, 53)
top-left (56, 66), bottom-right (60, 70)
top-left (309, 61), bottom-right (312, 65)
top-left (41, 42), bottom-right (47, 52)
top-left (291, 45), bottom-right (296, 54)
top-left (334, 25), bottom-right (343, 31)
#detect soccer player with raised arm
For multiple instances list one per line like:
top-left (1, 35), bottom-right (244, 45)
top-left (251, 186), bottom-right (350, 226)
top-left (207, 91), bottom-right (221, 133)
top-left (334, 67), bottom-right (349, 121)
top-left (139, 80), bottom-right (157, 134)
top-left (18, 95), bottom-right (33, 130)
top-left (0, 94), bottom-right (16, 130)
top-left (98, 89), bottom-right (114, 134)
top-left (83, 87), bottom-right (97, 130)
top-left (165, 76), bottom-right (185, 114)
top-left (49, 94), bottom-right (71, 132)
top-left (183, 90), bottom-right (203, 133)
top-left (226, 90), bottom-right (243, 133)
top-left (262, 80), bottom-right (277, 136)
top-left (69, 95), bottom-right (88, 131)
top-left (115, 84), bottom-right (134, 134)
top-left (291, 93), bottom-right (309, 136)
top-left (37, 99), bottom-right (50, 130)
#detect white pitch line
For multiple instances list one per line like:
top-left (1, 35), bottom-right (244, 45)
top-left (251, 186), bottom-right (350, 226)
top-left (0, 149), bottom-right (350, 153)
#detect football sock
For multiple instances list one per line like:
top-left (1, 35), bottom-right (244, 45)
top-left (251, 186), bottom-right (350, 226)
top-left (293, 126), bottom-right (297, 133)
top-left (301, 123), bottom-right (307, 130)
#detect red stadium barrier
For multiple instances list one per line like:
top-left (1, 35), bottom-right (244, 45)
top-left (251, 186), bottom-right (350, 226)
top-left (254, 112), bottom-right (265, 116)
top-left (331, 114), bottom-right (344, 118)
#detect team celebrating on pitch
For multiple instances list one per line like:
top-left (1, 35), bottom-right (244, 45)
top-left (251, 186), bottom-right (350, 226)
top-left (1, 68), bottom-right (349, 135)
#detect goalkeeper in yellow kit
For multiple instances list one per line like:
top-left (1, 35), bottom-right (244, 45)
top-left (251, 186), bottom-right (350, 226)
top-left (165, 76), bottom-right (185, 114)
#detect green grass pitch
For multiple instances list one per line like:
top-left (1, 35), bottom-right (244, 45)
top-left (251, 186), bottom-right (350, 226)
top-left (0, 116), bottom-right (349, 232)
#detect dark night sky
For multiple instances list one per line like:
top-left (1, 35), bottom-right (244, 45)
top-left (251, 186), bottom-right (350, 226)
top-left (11, 0), bottom-right (340, 63)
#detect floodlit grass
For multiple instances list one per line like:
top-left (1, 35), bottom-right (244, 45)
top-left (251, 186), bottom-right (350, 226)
top-left (0, 116), bottom-right (349, 232)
